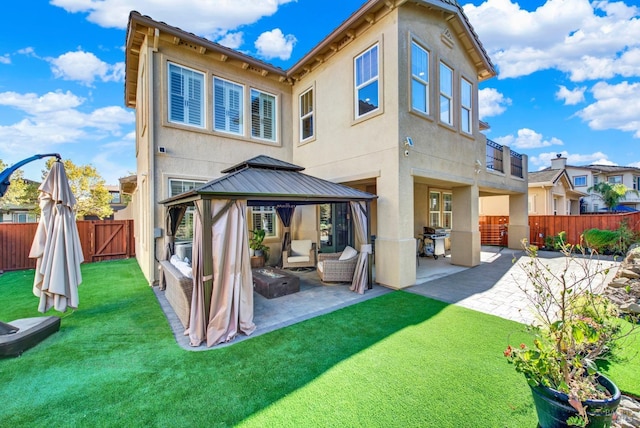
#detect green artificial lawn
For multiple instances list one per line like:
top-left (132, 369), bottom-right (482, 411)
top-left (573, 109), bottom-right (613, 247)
top-left (1, 259), bottom-right (638, 427)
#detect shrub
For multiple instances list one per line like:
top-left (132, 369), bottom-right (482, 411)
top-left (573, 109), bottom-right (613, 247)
top-left (583, 228), bottom-right (619, 253)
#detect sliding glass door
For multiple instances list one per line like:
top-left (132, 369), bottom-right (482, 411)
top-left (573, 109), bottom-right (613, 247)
top-left (319, 203), bottom-right (352, 253)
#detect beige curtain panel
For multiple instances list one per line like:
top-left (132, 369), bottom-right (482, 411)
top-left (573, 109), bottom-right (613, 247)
top-left (349, 201), bottom-right (370, 295)
top-left (188, 199), bottom-right (256, 347)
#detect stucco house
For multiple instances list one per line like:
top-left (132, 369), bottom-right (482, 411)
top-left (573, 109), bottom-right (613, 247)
top-left (480, 166), bottom-right (585, 216)
top-left (124, 0), bottom-right (528, 289)
top-left (548, 156), bottom-right (640, 213)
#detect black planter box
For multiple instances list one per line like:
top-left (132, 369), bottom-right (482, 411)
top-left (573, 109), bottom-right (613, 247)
top-left (252, 268), bottom-right (300, 299)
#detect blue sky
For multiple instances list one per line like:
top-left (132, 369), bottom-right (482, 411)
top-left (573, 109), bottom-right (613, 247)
top-left (1, 0), bottom-right (638, 184)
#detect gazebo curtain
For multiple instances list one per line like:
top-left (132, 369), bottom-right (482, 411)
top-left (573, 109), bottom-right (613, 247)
top-left (159, 205), bottom-right (186, 290)
top-left (349, 201), bottom-right (371, 294)
top-left (188, 199), bottom-right (256, 347)
top-left (275, 204), bottom-right (295, 266)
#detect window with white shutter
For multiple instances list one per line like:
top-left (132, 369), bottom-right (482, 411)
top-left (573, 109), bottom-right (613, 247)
top-left (168, 63), bottom-right (204, 128)
top-left (250, 89), bottom-right (276, 141)
top-left (214, 77), bottom-right (244, 135)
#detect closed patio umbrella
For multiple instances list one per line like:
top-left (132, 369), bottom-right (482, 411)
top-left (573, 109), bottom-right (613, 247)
top-left (29, 160), bottom-right (84, 313)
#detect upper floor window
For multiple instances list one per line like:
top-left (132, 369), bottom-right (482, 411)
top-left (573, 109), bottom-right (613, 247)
top-left (299, 88), bottom-right (314, 141)
top-left (593, 176), bottom-right (599, 185)
top-left (573, 175), bottom-right (587, 187)
top-left (168, 63), bottom-right (204, 127)
top-left (411, 41), bottom-right (429, 115)
top-left (214, 77), bottom-right (243, 135)
top-left (460, 77), bottom-right (472, 134)
top-left (634, 176), bottom-right (639, 191)
top-left (607, 175), bottom-right (622, 184)
top-left (355, 44), bottom-right (379, 118)
top-left (439, 62), bottom-right (453, 126)
top-left (250, 89), bottom-right (276, 142)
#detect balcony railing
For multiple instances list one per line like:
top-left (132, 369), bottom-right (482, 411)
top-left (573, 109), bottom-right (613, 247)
top-left (510, 150), bottom-right (523, 178)
top-left (486, 139), bottom-right (503, 173)
top-left (486, 139), bottom-right (524, 178)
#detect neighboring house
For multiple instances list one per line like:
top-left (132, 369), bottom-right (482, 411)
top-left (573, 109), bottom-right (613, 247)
top-left (549, 155), bottom-right (640, 213)
top-left (0, 204), bottom-right (38, 223)
top-left (106, 185), bottom-right (129, 217)
top-left (527, 169), bottom-right (586, 215)
top-left (124, 0), bottom-right (528, 289)
top-left (480, 167), bottom-right (585, 216)
top-left (0, 178), bottom-right (40, 223)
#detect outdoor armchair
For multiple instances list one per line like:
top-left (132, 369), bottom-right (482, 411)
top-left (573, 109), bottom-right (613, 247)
top-left (316, 246), bottom-right (359, 283)
top-left (282, 239), bottom-right (317, 269)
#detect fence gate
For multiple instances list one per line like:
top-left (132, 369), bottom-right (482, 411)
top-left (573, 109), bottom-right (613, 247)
top-left (89, 220), bottom-right (132, 262)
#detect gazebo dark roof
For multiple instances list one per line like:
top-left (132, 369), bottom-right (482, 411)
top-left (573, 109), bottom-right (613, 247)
top-left (161, 155), bottom-right (377, 206)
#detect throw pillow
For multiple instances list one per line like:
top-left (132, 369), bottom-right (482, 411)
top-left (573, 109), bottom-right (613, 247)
top-left (339, 245), bottom-right (358, 261)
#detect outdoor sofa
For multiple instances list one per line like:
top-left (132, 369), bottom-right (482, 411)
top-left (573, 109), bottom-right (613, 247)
top-left (159, 259), bottom-right (193, 329)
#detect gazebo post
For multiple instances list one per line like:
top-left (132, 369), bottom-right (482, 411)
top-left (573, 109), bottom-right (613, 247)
top-left (198, 199), bottom-right (214, 321)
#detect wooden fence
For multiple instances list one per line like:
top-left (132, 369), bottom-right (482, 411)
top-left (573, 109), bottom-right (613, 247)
top-left (0, 220), bottom-right (135, 272)
top-left (479, 213), bottom-right (640, 247)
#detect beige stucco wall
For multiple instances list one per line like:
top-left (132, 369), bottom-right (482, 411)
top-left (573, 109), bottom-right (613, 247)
top-left (135, 33), bottom-right (295, 283)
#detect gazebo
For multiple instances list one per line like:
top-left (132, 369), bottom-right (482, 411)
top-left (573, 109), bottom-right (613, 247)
top-left (160, 155), bottom-right (377, 348)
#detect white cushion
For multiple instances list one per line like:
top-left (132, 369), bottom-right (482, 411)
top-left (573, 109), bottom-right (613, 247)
top-left (287, 255), bottom-right (310, 263)
top-left (290, 239), bottom-right (312, 256)
top-left (317, 261), bottom-right (324, 273)
top-left (169, 255), bottom-right (193, 278)
top-left (339, 246), bottom-right (358, 261)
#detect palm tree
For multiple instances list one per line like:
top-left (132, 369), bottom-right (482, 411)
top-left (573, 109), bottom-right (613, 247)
top-left (587, 182), bottom-right (639, 212)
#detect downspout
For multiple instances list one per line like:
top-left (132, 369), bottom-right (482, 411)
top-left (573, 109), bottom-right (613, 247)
top-left (148, 31), bottom-right (158, 284)
top-left (145, 38), bottom-right (162, 283)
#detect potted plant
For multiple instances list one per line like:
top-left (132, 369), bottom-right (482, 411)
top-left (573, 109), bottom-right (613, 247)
top-left (504, 234), bottom-right (637, 427)
top-left (249, 229), bottom-right (269, 262)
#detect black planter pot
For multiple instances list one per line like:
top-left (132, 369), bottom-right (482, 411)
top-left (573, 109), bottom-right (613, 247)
top-left (529, 374), bottom-right (621, 428)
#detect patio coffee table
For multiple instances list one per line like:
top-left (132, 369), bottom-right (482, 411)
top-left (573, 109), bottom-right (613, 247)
top-left (252, 267), bottom-right (300, 299)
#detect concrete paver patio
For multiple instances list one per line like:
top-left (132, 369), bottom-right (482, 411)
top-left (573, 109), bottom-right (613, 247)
top-left (154, 246), bottom-right (620, 350)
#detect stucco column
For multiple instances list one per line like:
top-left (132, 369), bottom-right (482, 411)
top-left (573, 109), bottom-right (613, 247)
top-left (450, 185), bottom-right (480, 267)
top-left (508, 193), bottom-right (529, 250)
top-left (374, 168), bottom-right (416, 289)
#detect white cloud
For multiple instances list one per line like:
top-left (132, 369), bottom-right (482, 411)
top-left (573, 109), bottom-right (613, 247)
top-left (0, 54), bottom-right (10, 65)
top-left (628, 161), bottom-right (640, 168)
top-left (51, 0), bottom-right (297, 34)
top-left (217, 32), bottom-right (244, 50)
top-left (555, 85), bottom-right (586, 105)
top-left (576, 81), bottom-right (640, 137)
top-left (478, 87), bottom-right (511, 118)
top-left (463, 0), bottom-right (640, 81)
top-left (529, 150), bottom-right (613, 168)
top-left (48, 50), bottom-right (124, 86)
top-left (0, 90), bottom-right (83, 114)
top-left (254, 28), bottom-right (297, 60)
top-left (0, 89), bottom-right (134, 160)
top-left (494, 128), bottom-right (564, 150)
top-left (17, 47), bottom-right (36, 56)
